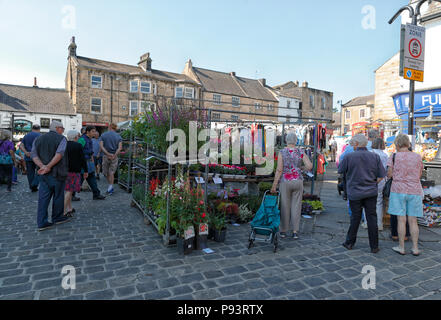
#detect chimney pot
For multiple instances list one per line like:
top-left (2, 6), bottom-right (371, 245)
top-left (68, 36), bottom-right (77, 57)
top-left (258, 78), bottom-right (266, 86)
top-left (294, 81), bottom-right (299, 86)
top-left (302, 81), bottom-right (308, 88)
top-left (138, 52), bottom-right (152, 72)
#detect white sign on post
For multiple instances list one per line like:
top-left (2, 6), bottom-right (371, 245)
top-left (402, 24), bottom-right (425, 82)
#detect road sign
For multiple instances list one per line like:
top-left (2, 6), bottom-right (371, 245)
top-left (402, 24), bottom-right (425, 82)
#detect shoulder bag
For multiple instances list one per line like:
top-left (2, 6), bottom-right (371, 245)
top-left (383, 153), bottom-right (396, 198)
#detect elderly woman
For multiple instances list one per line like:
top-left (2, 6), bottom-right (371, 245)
top-left (271, 132), bottom-right (313, 239)
top-left (64, 130), bottom-right (88, 217)
top-left (387, 134), bottom-right (423, 256)
top-left (0, 130), bottom-right (16, 192)
top-left (371, 138), bottom-right (389, 231)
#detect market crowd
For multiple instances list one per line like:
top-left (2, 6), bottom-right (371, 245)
top-left (0, 121), bottom-right (122, 231)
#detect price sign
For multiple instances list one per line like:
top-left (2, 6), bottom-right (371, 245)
top-left (184, 226), bottom-right (195, 240)
top-left (199, 223), bottom-right (209, 235)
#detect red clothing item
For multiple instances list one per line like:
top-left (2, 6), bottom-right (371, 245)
top-left (317, 154), bottom-right (326, 175)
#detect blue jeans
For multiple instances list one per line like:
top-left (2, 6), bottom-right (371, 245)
top-left (37, 175), bottom-right (66, 227)
top-left (26, 160), bottom-right (40, 189)
top-left (80, 171), bottom-right (101, 198)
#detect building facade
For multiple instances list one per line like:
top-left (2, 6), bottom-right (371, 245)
top-left (272, 81), bottom-right (333, 120)
top-left (182, 60), bottom-right (279, 123)
top-left (341, 95), bottom-right (375, 135)
top-left (65, 37), bottom-right (201, 133)
top-left (270, 92), bottom-right (301, 123)
top-left (0, 81), bottom-right (82, 140)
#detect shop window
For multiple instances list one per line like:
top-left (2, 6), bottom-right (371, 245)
top-left (40, 118), bottom-right (50, 128)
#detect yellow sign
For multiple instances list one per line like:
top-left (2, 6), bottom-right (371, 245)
top-left (404, 68), bottom-right (424, 82)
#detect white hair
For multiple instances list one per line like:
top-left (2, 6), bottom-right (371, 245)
top-left (368, 129), bottom-right (379, 139)
top-left (67, 130), bottom-right (79, 141)
top-left (352, 134), bottom-right (368, 147)
top-left (50, 120), bottom-right (63, 132)
top-left (286, 132), bottom-right (297, 145)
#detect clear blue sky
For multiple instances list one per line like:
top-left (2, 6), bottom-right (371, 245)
top-left (0, 0), bottom-right (407, 109)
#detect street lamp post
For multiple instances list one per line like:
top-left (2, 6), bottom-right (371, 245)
top-left (389, 0), bottom-right (441, 149)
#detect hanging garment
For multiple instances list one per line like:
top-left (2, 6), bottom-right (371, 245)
top-left (317, 153), bottom-right (326, 175)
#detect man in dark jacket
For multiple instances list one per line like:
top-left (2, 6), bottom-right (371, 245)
top-left (20, 124), bottom-right (41, 192)
top-left (338, 134), bottom-right (386, 253)
top-left (31, 121), bottom-right (70, 231)
top-left (78, 126), bottom-right (105, 200)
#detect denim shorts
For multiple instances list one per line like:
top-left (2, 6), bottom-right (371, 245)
top-left (388, 192), bottom-right (423, 217)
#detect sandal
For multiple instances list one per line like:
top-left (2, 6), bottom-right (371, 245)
top-left (411, 249), bottom-right (421, 256)
top-left (64, 210), bottom-right (74, 218)
top-left (392, 246), bottom-right (406, 255)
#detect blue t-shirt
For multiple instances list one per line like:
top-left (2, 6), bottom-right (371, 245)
top-left (22, 131), bottom-right (41, 161)
top-left (100, 131), bottom-right (122, 154)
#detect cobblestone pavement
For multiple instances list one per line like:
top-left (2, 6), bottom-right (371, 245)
top-left (1, 166), bottom-right (441, 300)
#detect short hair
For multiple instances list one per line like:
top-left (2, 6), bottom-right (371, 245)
top-left (352, 134), bottom-right (368, 147)
top-left (372, 138), bottom-right (385, 150)
top-left (109, 123), bottom-right (117, 131)
top-left (349, 139), bottom-right (356, 146)
top-left (394, 134), bottom-right (410, 149)
top-left (32, 124), bottom-right (41, 130)
top-left (80, 127), bottom-right (86, 134)
top-left (85, 126), bottom-right (96, 133)
top-left (286, 132), bottom-right (297, 145)
top-left (1, 130), bottom-right (12, 140)
top-left (67, 130), bottom-right (79, 141)
top-left (50, 121), bottom-right (63, 131)
top-left (368, 129), bottom-right (379, 139)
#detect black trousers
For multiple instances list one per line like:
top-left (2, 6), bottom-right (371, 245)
top-left (346, 195), bottom-right (379, 250)
top-left (390, 215), bottom-right (410, 237)
top-left (0, 164), bottom-right (13, 190)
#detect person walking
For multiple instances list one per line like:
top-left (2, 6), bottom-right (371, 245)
top-left (387, 134), bottom-right (423, 256)
top-left (367, 129), bottom-right (379, 151)
top-left (0, 130), bottom-right (16, 192)
top-left (371, 138), bottom-right (389, 231)
top-left (64, 130), bottom-right (88, 217)
top-left (92, 131), bottom-right (102, 180)
top-left (329, 136), bottom-right (337, 162)
top-left (20, 124), bottom-right (41, 192)
top-left (271, 132), bottom-right (313, 239)
top-left (78, 126), bottom-right (105, 200)
top-left (31, 121), bottom-right (70, 231)
top-left (100, 123), bottom-right (122, 195)
top-left (339, 134), bottom-right (386, 253)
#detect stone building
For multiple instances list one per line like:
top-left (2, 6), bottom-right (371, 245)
top-left (341, 95), bottom-right (375, 135)
top-left (272, 81), bottom-right (333, 121)
top-left (65, 37), bottom-right (201, 133)
top-left (182, 59), bottom-right (279, 122)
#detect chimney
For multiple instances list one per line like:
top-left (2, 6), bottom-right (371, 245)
top-left (230, 72), bottom-right (236, 77)
top-left (68, 36), bottom-right (77, 57)
top-left (138, 53), bottom-right (152, 72)
top-left (294, 80), bottom-right (299, 87)
top-left (258, 78), bottom-right (266, 86)
top-left (33, 77), bottom-right (38, 88)
top-left (302, 81), bottom-right (308, 88)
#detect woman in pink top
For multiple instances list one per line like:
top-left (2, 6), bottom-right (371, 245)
top-left (387, 134), bottom-right (423, 256)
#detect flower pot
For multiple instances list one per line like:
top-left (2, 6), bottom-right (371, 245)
top-left (177, 237), bottom-right (194, 255)
top-left (213, 228), bottom-right (227, 243)
top-left (195, 223), bottom-right (209, 250)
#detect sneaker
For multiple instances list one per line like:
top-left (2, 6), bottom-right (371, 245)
top-left (106, 187), bottom-right (114, 195)
top-left (72, 196), bottom-right (81, 201)
top-left (93, 195), bottom-right (106, 200)
top-left (54, 216), bottom-right (72, 225)
top-left (292, 232), bottom-right (299, 240)
top-left (38, 222), bottom-right (54, 231)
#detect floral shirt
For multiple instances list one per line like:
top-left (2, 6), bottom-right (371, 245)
top-left (280, 147), bottom-right (304, 182)
top-left (387, 151), bottom-right (423, 196)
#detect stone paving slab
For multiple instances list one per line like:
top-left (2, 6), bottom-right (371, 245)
top-left (0, 167), bottom-right (440, 300)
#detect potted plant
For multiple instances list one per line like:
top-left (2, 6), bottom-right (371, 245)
top-left (191, 186), bottom-right (209, 250)
top-left (208, 205), bottom-right (227, 243)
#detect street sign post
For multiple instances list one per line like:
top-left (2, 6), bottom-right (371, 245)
top-left (403, 23), bottom-right (425, 82)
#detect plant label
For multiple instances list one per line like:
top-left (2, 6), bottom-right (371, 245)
top-left (213, 176), bottom-right (223, 184)
top-left (184, 226), bottom-right (195, 240)
top-left (195, 177), bottom-right (205, 184)
top-left (199, 223), bottom-right (209, 235)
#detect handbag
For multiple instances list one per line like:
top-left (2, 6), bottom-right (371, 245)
top-left (0, 140), bottom-right (13, 165)
top-left (383, 153), bottom-right (396, 198)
